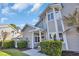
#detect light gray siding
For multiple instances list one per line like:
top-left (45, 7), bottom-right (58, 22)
top-left (22, 27), bottom-right (34, 48)
top-left (57, 20), bottom-right (63, 32)
top-left (48, 21), bottom-right (56, 32)
top-left (62, 3), bottom-right (79, 51)
top-left (66, 28), bottom-right (79, 51)
top-left (62, 3), bottom-right (79, 16)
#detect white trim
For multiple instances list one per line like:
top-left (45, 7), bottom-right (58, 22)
top-left (59, 9), bottom-right (68, 50)
top-left (46, 12), bottom-right (50, 39)
top-left (31, 32), bottom-right (34, 49)
top-left (39, 30), bottom-right (42, 42)
top-left (53, 8), bottom-right (60, 40)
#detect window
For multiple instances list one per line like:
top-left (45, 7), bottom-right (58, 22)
top-left (35, 37), bottom-right (40, 42)
top-left (59, 33), bottom-right (63, 41)
top-left (53, 34), bottom-right (56, 40)
top-left (48, 12), bottom-right (54, 21)
top-left (49, 33), bottom-right (63, 41)
top-left (51, 13), bottom-right (54, 19)
top-left (50, 34), bottom-right (52, 39)
top-left (48, 14), bottom-right (50, 20)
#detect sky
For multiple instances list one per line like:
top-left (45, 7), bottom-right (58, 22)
top-left (0, 3), bottom-right (48, 28)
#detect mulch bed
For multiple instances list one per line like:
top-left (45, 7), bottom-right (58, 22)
top-left (62, 51), bottom-right (79, 56)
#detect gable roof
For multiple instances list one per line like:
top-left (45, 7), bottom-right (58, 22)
top-left (21, 24), bottom-right (35, 32)
top-left (0, 24), bottom-right (17, 31)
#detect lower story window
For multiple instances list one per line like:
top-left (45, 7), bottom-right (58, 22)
top-left (59, 33), bottom-right (63, 41)
top-left (49, 33), bottom-right (63, 41)
top-left (35, 37), bottom-right (40, 42)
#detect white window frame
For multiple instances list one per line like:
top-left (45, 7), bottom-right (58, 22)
top-left (48, 12), bottom-right (54, 22)
top-left (49, 32), bottom-right (64, 41)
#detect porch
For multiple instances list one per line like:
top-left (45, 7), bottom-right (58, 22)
top-left (29, 27), bottom-right (46, 49)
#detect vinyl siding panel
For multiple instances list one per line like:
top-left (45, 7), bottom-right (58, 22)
top-left (48, 21), bottom-right (56, 32)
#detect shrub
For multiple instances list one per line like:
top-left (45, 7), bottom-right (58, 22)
top-left (40, 40), bottom-right (62, 56)
top-left (17, 40), bottom-right (27, 48)
top-left (0, 40), bottom-right (2, 47)
top-left (3, 40), bottom-right (15, 48)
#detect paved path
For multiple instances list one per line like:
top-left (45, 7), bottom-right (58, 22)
top-left (22, 49), bottom-right (47, 56)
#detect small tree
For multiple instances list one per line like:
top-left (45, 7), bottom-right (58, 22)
top-left (64, 8), bottom-right (79, 32)
top-left (1, 31), bottom-right (8, 48)
top-left (10, 24), bottom-right (16, 29)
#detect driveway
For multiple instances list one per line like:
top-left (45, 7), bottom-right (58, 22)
top-left (22, 49), bottom-right (47, 56)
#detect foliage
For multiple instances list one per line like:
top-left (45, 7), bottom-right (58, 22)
top-left (3, 40), bottom-right (15, 48)
top-left (0, 40), bottom-right (2, 47)
top-left (64, 8), bottom-right (79, 26)
top-left (17, 40), bottom-right (28, 48)
top-left (40, 40), bottom-right (62, 56)
top-left (0, 51), bottom-right (10, 56)
top-left (10, 24), bottom-right (17, 29)
top-left (1, 31), bottom-right (8, 48)
top-left (64, 8), bottom-right (79, 32)
top-left (0, 49), bottom-right (28, 56)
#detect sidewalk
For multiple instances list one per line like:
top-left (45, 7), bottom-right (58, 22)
top-left (22, 49), bottom-right (47, 56)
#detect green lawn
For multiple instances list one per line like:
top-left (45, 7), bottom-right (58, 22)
top-left (0, 49), bottom-right (28, 56)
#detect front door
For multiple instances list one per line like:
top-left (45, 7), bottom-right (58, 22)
top-left (34, 36), bottom-right (40, 48)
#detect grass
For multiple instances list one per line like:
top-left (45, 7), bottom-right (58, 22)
top-left (0, 51), bottom-right (10, 56)
top-left (0, 49), bottom-right (28, 56)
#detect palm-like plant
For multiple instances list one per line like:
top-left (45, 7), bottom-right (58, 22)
top-left (64, 8), bottom-right (79, 32)
top-left (1, 31), bottom-right (8, 48)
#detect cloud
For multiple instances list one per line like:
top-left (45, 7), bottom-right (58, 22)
top-left (17, 24), bottom-right (25, 29)
top-left (11, 3), bottom-right (31, 12)
top-left (0, 18), bottom-right (9, 23)
top-left (1, 7), bottom-right (10, 15)
top-left (31, 18), bottom-right (39, 25)
top-left (1, 7), bottom-right (16, 15)
top-left (30, 3), bottom-right (43, 13)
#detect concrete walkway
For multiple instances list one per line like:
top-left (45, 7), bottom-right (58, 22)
top-left (22, 49), bottom-right (47, 56)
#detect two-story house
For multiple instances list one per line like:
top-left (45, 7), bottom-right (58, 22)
top-left (22, 3), bottom-right (79, 51)
top-left (0, 24), bottom-right (22, 40)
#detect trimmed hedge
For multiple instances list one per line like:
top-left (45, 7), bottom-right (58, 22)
top-left (40, 40), bottom-right (62, 56)
top-left (0, 40), bottom-right (2, 47)
top-left (3, 40), bottom-right (15, 48)
top-left (17, 40), bottom-right (27, 48)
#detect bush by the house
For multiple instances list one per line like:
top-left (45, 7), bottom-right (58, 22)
top-left (3, 40), bottom-right (15, 48)
top-left (40, 40), bottom-right (62, 56)
top-left (0, 40), bottom-right (2, 47)
top-left (17, 40), bottom-right (27, 48)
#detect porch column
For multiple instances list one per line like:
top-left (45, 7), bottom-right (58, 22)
top-left (15, 39), bottom-right (18, 48)
top-left (39, 31), bottom-right (41, 42)
top-left (53, 8), bottom-right (60, 40)
top-left (31, 32), bottom-right (34, 49)
top-left (59, 8), bottom-right (68, 50)
top-left (46, 12), bottom-right (50, 39)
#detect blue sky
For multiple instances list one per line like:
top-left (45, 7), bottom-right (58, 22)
top-left (0, 3), bottom-right (48, 28)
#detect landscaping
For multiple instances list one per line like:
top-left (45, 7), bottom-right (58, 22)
top-left (17, 40), bottom-right (28, 48)
top-left (0, 49), bottom-right (28, 56)
top-left (0, 40), bottom-right (29, 56)
top-left (0, 39), bottom-right (28, 49)
top-left (40, 40), bottom-right (62, 56)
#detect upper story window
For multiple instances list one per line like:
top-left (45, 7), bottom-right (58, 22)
top-left (48, 12), bottom-right (54, 21)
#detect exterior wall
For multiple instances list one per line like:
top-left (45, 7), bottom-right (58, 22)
top-left (62, 3), bottom-right (79, 51)
top-left (35, 15), bottom-right (47, 30)
top-left (57, 20), bottom-right (63, 32)
top-left (0, 25), bottom-right (17, 40)
top-left (62, 3), bottom-right (79, 16)
top-left (66, 28), bottom-right (79, 51)
top-left (22, 27), bottom-right (34, 48)
top-left (48, 21), bottom-right (56, 32)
